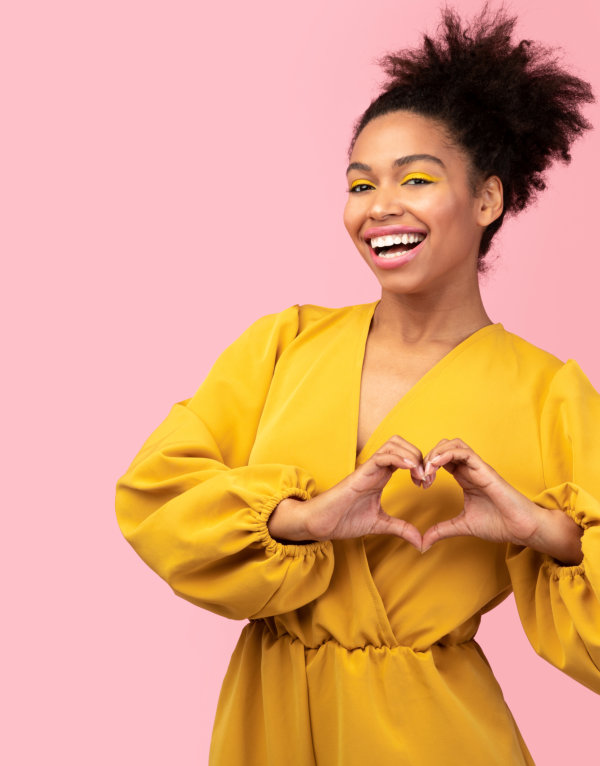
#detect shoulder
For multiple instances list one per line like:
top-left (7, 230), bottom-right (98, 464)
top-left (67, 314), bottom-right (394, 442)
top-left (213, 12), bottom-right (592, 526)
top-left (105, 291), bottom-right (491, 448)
top-left (243, 300), bottom-right (374, 343)
top-left (216, 301), bottom-right (372, 369)
top-left (496, 326), bottom-right (564, 383)
top-left (499, 327), bottom-right (564, 371)
top-left (496, 326), bottom-right (600, 403)
top-left (297, 301), bottom-right (372, 334)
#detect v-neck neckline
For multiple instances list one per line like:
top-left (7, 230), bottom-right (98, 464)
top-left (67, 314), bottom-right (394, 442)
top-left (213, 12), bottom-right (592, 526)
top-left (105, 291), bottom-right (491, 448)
top-left (353, 300), bottom-right (504, 464)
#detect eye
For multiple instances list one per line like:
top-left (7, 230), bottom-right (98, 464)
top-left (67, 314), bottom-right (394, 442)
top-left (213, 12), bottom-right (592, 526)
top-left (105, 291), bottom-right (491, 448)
top-left (401, 172), bottom-right (440, 186)
top-left (348, 179), bottom-right (376, 193)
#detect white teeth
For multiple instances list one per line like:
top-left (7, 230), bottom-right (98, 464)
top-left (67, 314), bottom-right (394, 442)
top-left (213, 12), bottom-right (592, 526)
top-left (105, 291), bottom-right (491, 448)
top-left (370, 232), bottom-right (425, 248)
top-left (378, 249), bottom-right (411, 258)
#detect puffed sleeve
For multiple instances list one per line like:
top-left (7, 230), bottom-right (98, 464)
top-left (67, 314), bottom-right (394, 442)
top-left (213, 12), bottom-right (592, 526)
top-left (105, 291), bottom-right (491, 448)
top-left (115, 305), bottom-right (334, 621)
top-left (506, 359), bottom-right (600, 693)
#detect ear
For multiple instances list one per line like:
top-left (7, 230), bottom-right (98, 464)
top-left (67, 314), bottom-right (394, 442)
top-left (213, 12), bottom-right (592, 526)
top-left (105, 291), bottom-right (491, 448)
top-left (476, 175), bottom-right (503, 227)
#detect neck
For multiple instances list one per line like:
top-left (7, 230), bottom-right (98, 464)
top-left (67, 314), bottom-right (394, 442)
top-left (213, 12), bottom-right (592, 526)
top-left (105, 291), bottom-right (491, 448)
top-left (373, 279), bottom-right (493, 345)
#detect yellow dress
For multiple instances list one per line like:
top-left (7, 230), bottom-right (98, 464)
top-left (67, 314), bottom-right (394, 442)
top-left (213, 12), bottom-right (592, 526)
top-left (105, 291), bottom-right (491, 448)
top-left (115, 300), bottom-right (600, 765)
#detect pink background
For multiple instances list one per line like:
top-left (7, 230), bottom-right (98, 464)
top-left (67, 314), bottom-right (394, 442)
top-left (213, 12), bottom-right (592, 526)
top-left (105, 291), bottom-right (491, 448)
top-left (3, 0), bottom-right (599, 763)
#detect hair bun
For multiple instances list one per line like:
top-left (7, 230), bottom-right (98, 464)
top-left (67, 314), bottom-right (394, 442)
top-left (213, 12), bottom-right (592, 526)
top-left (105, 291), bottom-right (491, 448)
top-left (349, 2), bottom-right (595, 264)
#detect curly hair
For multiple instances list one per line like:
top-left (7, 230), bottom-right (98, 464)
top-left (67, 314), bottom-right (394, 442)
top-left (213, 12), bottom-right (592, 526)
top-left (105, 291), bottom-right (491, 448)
top-left (348, 2), bottom-right (595, 270)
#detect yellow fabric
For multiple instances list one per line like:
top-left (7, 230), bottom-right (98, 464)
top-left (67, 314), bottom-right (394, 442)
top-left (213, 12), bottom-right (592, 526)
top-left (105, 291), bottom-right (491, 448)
top-left (115, 300), bottom-right (600, 765)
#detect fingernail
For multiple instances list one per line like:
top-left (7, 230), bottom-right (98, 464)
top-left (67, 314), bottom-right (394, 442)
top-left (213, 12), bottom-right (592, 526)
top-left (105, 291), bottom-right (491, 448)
top-left (421, 544), bottom-right (431, 553)
top-left (424, 461), bottom-right (431, 475)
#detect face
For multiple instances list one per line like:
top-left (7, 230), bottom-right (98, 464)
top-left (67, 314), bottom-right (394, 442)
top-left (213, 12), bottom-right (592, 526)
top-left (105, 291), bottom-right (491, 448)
top-left (344, 111), bottom-right (501, 294)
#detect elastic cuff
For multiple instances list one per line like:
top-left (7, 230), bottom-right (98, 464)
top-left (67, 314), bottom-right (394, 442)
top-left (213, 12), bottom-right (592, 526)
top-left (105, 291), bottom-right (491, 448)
top-left (562, 501), bottom-right (597, 531)
top-left (506, 541), bottom-right (586, 579)
top-left (540, 553), bottom-right (586, 579)
top-left (252, 487), bottom-right (333, 558)
top-left (532, 481), bottom-right (600, 529)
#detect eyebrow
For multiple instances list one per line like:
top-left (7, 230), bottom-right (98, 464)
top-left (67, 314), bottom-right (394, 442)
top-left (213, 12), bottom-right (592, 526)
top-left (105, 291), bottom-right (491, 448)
top-left (346, 154), bottom-right (446, 174)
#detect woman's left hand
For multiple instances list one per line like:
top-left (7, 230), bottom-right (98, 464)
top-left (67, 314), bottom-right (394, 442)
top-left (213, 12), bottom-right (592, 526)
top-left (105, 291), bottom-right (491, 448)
top-left (419, 439), bottom-right (583, 564)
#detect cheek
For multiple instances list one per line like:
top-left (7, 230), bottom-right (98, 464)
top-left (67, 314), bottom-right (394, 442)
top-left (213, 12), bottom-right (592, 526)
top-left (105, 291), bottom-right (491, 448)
top-left (428, 195), bottom-right (467, 234)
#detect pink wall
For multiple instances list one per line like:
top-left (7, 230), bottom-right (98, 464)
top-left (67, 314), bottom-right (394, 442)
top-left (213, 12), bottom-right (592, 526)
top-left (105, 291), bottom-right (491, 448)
top-left (4, 0), bottom-right (599, 763)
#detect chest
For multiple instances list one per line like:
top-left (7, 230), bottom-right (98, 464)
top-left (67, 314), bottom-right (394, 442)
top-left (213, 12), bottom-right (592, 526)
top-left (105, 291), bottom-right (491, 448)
top-left (249, 311), bottom-right (542, 498)
top-left (356, 337), bottom-right (454, 456)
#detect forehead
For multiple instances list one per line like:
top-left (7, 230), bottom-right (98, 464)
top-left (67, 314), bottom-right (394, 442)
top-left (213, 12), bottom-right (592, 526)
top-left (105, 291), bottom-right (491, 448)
top-left (350, 111), bottom-right (464, 168)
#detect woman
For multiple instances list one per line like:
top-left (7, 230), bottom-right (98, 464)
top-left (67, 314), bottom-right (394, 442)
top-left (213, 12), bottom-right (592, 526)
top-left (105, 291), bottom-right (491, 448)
top-left (115, 5), bottom-right (599, 764)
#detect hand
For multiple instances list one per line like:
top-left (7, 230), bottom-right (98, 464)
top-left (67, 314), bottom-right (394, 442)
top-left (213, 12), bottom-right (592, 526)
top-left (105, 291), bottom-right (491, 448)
top-left (268, 435), bottom-right (425, 550)
top-left (270, 435), bottom-right (584, 564)
top-left (419, 438), bottom-right (565, 554)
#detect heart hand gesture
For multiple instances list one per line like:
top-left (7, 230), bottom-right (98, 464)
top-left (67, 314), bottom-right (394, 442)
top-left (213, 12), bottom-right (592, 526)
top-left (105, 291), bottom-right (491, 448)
top-left (268, 435), bottom-right (583, 565)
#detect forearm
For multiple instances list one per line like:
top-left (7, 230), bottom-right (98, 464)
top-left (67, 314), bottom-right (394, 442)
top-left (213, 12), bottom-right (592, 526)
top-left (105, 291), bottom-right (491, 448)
top-left (524, 503), bottom-right (584, 565)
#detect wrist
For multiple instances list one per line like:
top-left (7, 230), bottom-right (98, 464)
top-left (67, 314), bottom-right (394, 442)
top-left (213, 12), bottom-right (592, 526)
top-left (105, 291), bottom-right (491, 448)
top-left (267, 497), bottom-right (314, 543)
top-left (524, 504), bottom-right (584, 565)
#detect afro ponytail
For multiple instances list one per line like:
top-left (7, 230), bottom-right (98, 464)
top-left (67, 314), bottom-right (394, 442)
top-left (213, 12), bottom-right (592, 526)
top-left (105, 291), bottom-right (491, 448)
top-left (349, 3), bottom-right (595, 267)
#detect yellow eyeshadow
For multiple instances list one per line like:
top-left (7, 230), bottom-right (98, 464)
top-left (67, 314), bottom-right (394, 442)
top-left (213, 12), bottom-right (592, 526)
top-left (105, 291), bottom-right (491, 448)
top-left (350, 178), bottom-right (375, 189)
top-left (401, 172), bottom-right (441, 183)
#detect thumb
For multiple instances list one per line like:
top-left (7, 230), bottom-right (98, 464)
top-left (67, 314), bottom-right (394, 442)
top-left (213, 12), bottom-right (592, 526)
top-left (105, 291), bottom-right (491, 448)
top-left (372, 512), bottom-right (423, 551)
top-left (421, 512), bottom-right (469, 552)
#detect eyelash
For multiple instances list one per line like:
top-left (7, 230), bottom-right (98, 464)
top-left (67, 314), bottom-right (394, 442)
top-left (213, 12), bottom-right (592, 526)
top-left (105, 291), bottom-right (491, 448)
top-left (348, 174), bottom-right (437, 193)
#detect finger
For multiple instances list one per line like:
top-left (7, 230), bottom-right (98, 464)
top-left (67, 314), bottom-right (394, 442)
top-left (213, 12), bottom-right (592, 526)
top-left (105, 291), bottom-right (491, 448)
top-left (429, 447), bottom-right (480, 474)
top-left (384, 435), bottom-right (424, 469)
top-left (426, 438), bottom-right (471, 459)
top-left (372, 449), bottom-right (424, 484)
top-left (423, 439), bottom-right (450, 477)
top-left (419, 458), bottom-right (438, 485)
top-left (424, 438), bottom-right (451, 460)
top-left (371, 452), bottom-right (417, 470)
top-left (411, 472), bottom-right (425, 488)
top-left (373, 514), bottom-right (423, 550)
top-left (421, 513), bottom-right (470, 552)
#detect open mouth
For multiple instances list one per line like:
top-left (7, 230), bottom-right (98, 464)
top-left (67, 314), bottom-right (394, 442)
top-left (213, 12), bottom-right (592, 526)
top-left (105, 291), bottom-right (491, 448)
top-left (369, 232), bottom-right (427, 258)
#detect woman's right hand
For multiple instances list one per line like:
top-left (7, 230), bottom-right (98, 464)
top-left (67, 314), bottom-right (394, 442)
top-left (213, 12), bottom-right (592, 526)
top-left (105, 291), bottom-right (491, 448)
top-left (267, 436), bottom-right (425, 550)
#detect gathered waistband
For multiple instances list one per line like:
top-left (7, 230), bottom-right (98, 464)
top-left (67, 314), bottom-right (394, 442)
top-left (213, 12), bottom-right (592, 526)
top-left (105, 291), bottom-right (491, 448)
top-left (251, 619), bottom-right (477, 654)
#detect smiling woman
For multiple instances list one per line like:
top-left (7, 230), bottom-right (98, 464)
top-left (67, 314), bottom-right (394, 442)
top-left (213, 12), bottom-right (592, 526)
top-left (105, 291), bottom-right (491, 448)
top-left (344, 112), bottom-right (503, 283)
top-left (115, 4), bottom-right (600, 765)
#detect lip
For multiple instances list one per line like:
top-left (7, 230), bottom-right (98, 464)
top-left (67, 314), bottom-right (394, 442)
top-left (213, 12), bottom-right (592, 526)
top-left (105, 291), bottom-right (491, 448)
top-left (363, 225), bottom-right (428, 239)
top-left (368, 236), bottom-right (427, 270)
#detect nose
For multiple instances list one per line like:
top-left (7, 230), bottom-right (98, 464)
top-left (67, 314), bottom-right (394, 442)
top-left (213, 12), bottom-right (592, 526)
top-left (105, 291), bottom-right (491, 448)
top-left (367, 183), bottom-right (405, 219)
